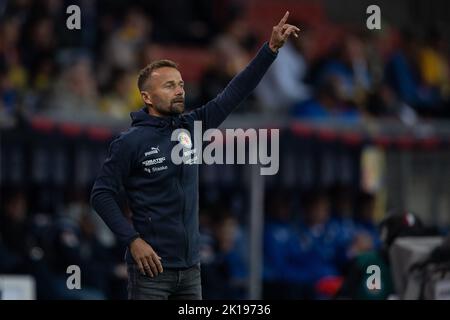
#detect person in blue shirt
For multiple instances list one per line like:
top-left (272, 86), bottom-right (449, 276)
top-left (384, 29), bottom-right (441, 113)
top-left (354, 192), bottom-right (382, 250)
top-left (263, 190), bottom-right (315, 299)
top-left (292, 190), bottom-right (355, 299)
top-left (291, 75), bottom-right (361, 123)
top-left (329, 185), bottom-right (358, 248)
top-left (207, 212), bottom-right (249, 299)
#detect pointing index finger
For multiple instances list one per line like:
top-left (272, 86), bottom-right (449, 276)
top-left (278, 11), bottom-right (289, 27)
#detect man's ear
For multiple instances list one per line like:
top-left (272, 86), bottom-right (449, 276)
top-left (141, 91), bottom-right (152, 105)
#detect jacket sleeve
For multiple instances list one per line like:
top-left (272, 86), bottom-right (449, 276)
top-left (90, 136), bottom-right (140, 246)
top-left (186, 42), bottom-right (277, 129)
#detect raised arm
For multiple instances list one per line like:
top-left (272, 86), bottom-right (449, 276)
top-left (269, 11), bottom-right (300, 53)
top-left (187, 11), bottom-right (300, 129)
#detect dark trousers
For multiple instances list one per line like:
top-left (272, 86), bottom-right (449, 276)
top-left (127, 263), bottom-right (202, 300)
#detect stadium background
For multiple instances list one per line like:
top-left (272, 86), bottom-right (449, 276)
top-left (1, 0), bottom-right (449, 299)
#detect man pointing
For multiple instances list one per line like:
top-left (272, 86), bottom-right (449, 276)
top-left (91, 11), bottom-right (299, 300)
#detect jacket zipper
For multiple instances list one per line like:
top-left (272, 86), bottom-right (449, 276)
top-left (177, 165), bottom-right (189, 266)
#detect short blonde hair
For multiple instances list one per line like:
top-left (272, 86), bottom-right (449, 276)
top-left (137, 59), bottom-right (179, 91)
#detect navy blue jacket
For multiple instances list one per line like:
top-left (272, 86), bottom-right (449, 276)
top-left (90, 43), bottom-right (277, 268)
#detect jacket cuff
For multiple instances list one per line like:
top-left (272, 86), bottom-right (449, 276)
top-left (126, 233), bottom-right (141, 246)
top-left (263, 41), bottom-right (279, 57)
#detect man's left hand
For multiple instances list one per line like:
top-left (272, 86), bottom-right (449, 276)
top-left (269, 11), bottom-right (300, 53)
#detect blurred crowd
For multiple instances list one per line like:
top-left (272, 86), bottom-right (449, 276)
top-left (0, 187), bottom-right (126, 299)
top-left (1, 0), bottom-right (450, 300)
top-left (1, 184), bottom-right (448, 299)
top-left (1, 0), bottom-right (449, 128)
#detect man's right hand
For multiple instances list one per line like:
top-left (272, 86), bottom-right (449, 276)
top-left (129, 237), bottom-right (163, 277)
top-left (268, 11), bottom-right (300, 53)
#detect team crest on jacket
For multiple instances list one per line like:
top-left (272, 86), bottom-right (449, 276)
top-left (177, 131), bottom-right (192, 149)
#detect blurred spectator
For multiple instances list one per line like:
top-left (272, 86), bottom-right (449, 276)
top-left (291, 74), bottom-right (361, 122)
top-left (255, 25), bottom-right (313, 113)
top-left (0, 65), bottom-right (21, 122)
top-left (0, 0), bottom-right (448, 124)
top-left (354, 192), bottom-right (382, 251)
top-left (294, 190), bottom-right (349, 298)
top-left (418, 27), bottom-right (450, 116)
top-left (0, 17), bottom-right (26, 87)
top-left (100, 67), bottom-right (141, 119)
top-left (318, 33), bottom-right (372, 105)
top-left (0, 17), bottom-right (26, 119)
top-left (197, 44), bottom-right (235, 107)
top-left (419, 28), bottom-right (449, 93)
top-left (0, 193), bottom-right (52, 299)
top-left (384, 29), bottom-right (442, 116)
top-left (0, 191), bottom-right (31, 258)
top-left (50, 195), bottom-right (127, 299)
top-left (366, 83), bottom-right (419, 125)
top-left (263, 190), bottom-right (314, 299)
top-left (201, 209), bottom-right (248, 299)
top-left (197, 15), bottom-right (260, 112)
top-left (22, 16), bottom-right (56, 78)
top-left (198, 207), bottom-right (216, 265)
top-left (44, 55), bottom-right (100, 120)
top-left (99, 7), bottom-right (151, 85)
top-left (212, 15), bottom-right (255, 72)
top-left (329, 185), bottom-right (358, 248)
top-left (328, 186), bottom-right (379, 269)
